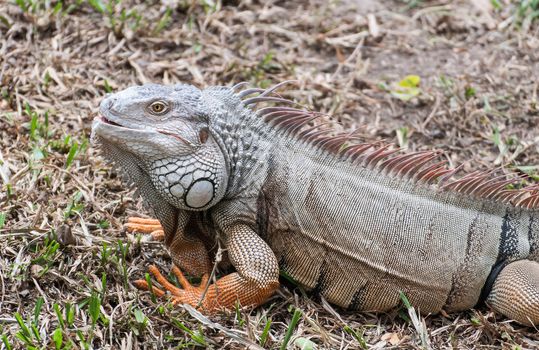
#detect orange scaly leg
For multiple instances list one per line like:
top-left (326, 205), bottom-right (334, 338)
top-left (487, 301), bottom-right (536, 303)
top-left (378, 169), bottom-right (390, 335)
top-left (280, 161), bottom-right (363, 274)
top-left (124, 217), bottom-right (165, 241)
top-left (134, 224), bottom-right (280, 311)
top-left (134, 265), bottom-right (278, 311)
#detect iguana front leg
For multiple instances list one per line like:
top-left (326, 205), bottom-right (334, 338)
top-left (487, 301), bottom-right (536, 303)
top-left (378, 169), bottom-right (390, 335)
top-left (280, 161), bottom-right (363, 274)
top-left (137, 223), bottom-right (280, 311)
top-left (129, 211), bottom-right (211, 280)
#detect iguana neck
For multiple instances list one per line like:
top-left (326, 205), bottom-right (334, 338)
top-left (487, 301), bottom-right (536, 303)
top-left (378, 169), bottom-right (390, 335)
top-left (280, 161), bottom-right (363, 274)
top-left (203, 88), bottom-right (278, 198)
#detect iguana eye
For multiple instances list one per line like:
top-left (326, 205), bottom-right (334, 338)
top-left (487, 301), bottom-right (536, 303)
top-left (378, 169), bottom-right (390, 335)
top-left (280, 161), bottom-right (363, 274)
top-left (149, 101), bottom-right (169, 115)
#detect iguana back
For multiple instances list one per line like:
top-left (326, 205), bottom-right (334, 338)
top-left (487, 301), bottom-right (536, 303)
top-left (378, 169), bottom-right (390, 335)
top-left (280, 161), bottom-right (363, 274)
top-left (259, 138), bottom-right (536, 313)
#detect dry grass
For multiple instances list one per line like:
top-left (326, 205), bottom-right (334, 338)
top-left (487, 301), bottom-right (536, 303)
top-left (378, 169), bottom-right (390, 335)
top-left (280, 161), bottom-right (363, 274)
top-left (1, 0), bottom-right (539, 349)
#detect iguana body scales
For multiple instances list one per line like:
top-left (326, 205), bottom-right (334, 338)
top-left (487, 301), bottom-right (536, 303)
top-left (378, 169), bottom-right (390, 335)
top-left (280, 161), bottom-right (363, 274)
top-left (92, 82), bottom-right (539, 325)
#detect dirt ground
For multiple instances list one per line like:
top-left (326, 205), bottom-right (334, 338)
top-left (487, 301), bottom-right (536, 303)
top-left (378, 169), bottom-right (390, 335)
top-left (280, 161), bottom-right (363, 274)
top-left (1, 0), bottom-right (539, 349)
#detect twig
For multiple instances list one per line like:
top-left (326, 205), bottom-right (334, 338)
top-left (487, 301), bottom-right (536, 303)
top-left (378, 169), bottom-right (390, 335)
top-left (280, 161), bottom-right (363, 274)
top-left (197, 239), bottom-right (223, 308)
top-left (182, 304), bottom-right (265, 350)
top-left (422, 94), bottom-right (441, 130)
top-left (109, 300), bottom-right (134, 346)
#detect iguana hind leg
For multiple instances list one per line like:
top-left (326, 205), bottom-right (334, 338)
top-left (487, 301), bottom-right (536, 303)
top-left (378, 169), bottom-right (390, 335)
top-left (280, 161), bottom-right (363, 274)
top-left (487, 259), bottom-right (539, 326)
top-left (125, 217), bottom-right (165, 240)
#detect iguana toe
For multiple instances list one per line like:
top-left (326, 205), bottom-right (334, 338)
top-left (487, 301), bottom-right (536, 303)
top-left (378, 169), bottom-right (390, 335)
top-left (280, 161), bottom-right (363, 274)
top-left (135, 263), bottom-right (277, 312)
top-left (135, 264), bottom-right (212, 309)
top-left (133, 280), bottom-right (166, 298)
top-left (125, 217), bottom-right (164, 240)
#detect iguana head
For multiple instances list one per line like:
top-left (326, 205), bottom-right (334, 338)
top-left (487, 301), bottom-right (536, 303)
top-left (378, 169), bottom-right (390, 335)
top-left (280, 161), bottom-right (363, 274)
top-left (91, 84), bottom-right (229, 211)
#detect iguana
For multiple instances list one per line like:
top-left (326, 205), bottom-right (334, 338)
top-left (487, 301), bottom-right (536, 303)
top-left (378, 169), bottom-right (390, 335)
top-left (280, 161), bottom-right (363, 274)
top-left (91, 81), bottom-right (539, 326)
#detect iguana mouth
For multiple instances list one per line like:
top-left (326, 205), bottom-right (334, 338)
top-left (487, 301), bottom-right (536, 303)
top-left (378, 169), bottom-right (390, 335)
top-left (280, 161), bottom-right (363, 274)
top-left (98, 114), bottom-right (122, 127)
top-left (97, 113), bottom-right (194, 147)
top-left (96, 113), bottom-right (141, 130)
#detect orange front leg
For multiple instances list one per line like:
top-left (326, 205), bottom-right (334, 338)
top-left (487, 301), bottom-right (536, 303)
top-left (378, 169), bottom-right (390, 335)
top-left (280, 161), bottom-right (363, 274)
top-left (134, 265), bottom-right (278, 311)
top-left (125, 214), bottom-right (211, 276)
top-left (134, 224), bottom-right (280, 311)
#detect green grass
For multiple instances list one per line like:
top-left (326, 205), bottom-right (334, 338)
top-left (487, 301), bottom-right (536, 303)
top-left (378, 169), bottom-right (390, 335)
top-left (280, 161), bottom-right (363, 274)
top-left (12, 0), bottom-right (176, 37)
top-left (30, 237), bottom-right (61, 277)
top-left (280, 307), bottom-right (302, 350)
top-left (171, 319), bottom-right (208, 347)
top-left (514, 0), bottom-right (539, 28)
top-left (10, 295), bottom-right (104, 349)
top-left (344, 326), bottom-right (368, 350)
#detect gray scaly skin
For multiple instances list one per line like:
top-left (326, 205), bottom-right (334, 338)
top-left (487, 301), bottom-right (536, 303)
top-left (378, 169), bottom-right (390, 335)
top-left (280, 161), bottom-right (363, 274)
top-left (91, 82), bottom-right (539, 325)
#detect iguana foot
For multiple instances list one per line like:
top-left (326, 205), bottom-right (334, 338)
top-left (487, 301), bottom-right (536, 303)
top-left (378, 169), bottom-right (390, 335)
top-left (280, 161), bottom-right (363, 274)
top-left (134, 265), bottom-right (211, 307)
top-left (134, 264), bottom-right (278, 311)
top-left (125, 217), bottom-right (164, 240)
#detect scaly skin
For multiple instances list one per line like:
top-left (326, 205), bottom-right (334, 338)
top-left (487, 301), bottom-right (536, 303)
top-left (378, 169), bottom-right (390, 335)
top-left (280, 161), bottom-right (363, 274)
top-left (125, 217), bottom-right (164, 240)
top-left (91, 82), bottom-right (539, 325)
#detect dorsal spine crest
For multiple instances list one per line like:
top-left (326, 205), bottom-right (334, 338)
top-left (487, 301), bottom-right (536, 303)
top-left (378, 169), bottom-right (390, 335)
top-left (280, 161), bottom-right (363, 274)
top-left (232, 81), bottom-right (538, 210)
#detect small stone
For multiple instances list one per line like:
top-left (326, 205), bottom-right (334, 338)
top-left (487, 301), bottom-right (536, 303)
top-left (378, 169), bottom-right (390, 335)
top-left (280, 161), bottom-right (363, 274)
top-left (30, 264), bottom-right (44, 278)
top-left (56, 224), bottom-right (78, 246)
top-left (36, 16), bottom-right (50, 29)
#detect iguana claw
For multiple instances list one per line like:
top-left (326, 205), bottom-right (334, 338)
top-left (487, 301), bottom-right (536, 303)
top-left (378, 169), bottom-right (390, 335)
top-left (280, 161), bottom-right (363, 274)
top-left (134, 262), bottom-right (278, 311)
top-left (134, 265), bottom-right (211, 308)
